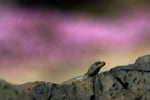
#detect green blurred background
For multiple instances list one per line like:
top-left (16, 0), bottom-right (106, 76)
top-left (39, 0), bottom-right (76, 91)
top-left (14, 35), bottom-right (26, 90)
top-left (0, 0), bottom-right (150, 84)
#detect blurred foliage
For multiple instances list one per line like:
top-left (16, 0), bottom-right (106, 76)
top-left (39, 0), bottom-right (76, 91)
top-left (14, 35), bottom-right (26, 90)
top-left (16, 0), bottom-right (150, 16)
top-left (0, 0), bottom-right (150, 83)
top-left (1, 0), bottom-right (150, 16)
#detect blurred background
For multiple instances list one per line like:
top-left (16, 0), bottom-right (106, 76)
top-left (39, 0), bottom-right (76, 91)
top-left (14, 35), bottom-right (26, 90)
top-left (0, 0), bottom-right (150, 84)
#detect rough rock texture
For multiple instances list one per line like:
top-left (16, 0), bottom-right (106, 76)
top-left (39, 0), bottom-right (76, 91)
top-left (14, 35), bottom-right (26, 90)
top-left (0, 55), bottom-right (150, 100)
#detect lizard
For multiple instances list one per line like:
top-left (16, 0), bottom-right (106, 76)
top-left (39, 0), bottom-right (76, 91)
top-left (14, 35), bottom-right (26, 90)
top-left (63, 61), bottom-right (105, 84)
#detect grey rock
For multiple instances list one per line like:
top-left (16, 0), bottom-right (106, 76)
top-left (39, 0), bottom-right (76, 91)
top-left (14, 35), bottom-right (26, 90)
top-left (0, 55), bottom-right (150, 100)
top-left (0, 80), bottom-right (31, 100)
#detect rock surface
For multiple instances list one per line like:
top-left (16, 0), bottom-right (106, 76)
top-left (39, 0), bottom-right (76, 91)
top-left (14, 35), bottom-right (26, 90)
top-left (0, 55), bottom-right (150, 100)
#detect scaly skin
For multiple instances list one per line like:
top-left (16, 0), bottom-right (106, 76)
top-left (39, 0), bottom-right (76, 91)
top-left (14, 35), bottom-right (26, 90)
top-left (85, 61), bottom-right (105, 77)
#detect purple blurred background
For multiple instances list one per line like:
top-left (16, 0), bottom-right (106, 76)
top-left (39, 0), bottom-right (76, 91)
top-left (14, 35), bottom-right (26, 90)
top-left (0, 0), bottom-right (150, 83)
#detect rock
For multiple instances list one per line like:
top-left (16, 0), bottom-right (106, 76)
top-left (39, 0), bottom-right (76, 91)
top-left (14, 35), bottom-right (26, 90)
top-left (0, 80), bottom-right (31, 100)
top-left (0, 55), bottom-right (150, 100)
top-left (135, 55), bottom-right (150, 64)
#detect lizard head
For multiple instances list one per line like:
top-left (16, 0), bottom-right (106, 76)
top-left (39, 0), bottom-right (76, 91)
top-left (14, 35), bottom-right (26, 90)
top-left (86, 61), bottom-right (105, 77)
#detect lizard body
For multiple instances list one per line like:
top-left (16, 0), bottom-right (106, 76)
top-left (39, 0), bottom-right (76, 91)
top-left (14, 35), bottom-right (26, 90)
top-left (63, 61), bottom-right (105, 84)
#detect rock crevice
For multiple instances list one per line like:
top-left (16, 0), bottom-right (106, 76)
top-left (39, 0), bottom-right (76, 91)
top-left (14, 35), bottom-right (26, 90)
top-left (0, 55), bottom-right (150, 100)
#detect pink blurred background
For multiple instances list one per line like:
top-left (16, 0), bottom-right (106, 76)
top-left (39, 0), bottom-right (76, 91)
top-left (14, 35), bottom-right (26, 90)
top-left (0, 0), bottom-right (150, 83)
